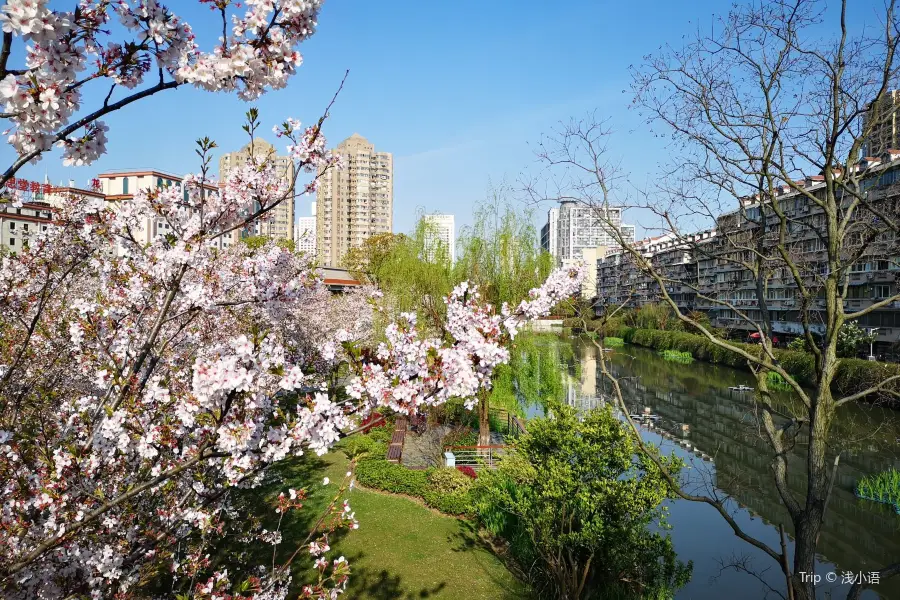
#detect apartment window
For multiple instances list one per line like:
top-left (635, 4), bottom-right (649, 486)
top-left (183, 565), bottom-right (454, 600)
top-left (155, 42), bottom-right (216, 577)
top-left (8, 237), bottom-right (14, 246)
top-left (23, 223), bottom-right (28, 231)
top-left (874, 285), bottom-right (891, 299)
top-left (8, 222), bottom-right (14, 230)
top-left (123, 177), bottom-right (129, 194)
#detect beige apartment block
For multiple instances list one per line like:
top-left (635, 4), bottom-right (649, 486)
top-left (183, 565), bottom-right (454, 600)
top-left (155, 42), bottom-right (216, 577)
top-left (316, 133), bottom-right (393, 267)
top-left (97, 170), bottom-right (231, 250)
top-left (219, 139), bottom-right (295, 242)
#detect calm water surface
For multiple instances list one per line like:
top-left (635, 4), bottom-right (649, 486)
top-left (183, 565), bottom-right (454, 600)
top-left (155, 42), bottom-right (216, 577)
top-left (517, 335), bottom-right (900, 600)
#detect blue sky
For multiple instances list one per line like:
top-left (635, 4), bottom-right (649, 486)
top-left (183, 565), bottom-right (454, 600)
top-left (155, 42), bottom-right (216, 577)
top-left (4, 0), bottom-right (880, 237)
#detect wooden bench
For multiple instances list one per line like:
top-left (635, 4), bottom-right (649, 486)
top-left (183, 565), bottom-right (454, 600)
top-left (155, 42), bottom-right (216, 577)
top-left (386, 443), bottom-right (403, 463)
top-left (385, 416), bottom-right (409, 463)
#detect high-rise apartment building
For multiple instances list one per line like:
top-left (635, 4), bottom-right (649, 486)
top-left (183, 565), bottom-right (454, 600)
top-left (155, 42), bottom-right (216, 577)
top-left (545, 201), bottom-right (634, 267)
top-left (295, 201), bottom-right (317, 257)
top-left (862, 90), bottom-right (900, 156)
top-left (422, 214), bottom-right (455, 262)
top-left (540, 207), bottom-right (559, 257)
top-left (316, 133), bottom-right (393, 267)
top-left (219, 139), bottom-right (295, 242)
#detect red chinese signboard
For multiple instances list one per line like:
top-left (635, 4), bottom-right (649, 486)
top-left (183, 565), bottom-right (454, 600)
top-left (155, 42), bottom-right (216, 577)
top-left (5, 177), bottom-right (53, 198)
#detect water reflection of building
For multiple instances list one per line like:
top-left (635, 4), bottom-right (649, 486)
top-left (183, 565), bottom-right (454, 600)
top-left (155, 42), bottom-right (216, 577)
top-left (573, 341), bottom-right (900, 598)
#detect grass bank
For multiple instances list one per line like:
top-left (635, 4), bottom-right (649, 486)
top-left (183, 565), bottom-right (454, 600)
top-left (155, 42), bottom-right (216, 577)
top-left (255, 447), bottom-right (527, 600)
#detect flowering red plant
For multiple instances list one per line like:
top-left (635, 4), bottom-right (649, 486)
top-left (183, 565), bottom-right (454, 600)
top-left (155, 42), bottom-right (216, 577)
top-left (456, 466), bottom-right (477, 479)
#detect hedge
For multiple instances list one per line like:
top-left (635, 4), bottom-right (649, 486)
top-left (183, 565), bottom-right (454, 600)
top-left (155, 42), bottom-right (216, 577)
top-left (354, 458), bottom-right (431, 497)
top-left (614, 326), bottom-right (900, 402)
top-left (349, 441), bottom-right (476, 516)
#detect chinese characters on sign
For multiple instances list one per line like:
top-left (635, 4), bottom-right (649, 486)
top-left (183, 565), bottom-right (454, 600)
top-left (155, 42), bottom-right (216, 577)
top-left (4, 178), bottom-right (53, 200)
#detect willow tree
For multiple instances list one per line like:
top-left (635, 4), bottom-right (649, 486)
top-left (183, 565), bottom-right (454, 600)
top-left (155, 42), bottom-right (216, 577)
top-left (454, 190), bottom-right (555, 308)
top-left (526, 1), bottom-right (900, 599)
top-left (453, 191), bottom-right (556, 445)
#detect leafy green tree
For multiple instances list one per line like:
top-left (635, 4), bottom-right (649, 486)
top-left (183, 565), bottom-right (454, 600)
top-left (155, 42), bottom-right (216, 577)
top-left (452, 190), bottom-right (555, 308)
top-left (836, 321), bottom-right (877, 359)
top-left (474, 402), bottom-right (691, 600)
top-left (370, 219), bottom-right (454, 326)
top-left (452, 192), bottom-right (556, 444)
top-left (787, 322), bottom-right (876, 358)
top-left (241, 234), bottom-right (296, 253)
top-left (341, 232), bottom-right (408, 286)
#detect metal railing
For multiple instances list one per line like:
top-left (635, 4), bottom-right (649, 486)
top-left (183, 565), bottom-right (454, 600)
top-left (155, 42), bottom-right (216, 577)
top-left (444, 445), bottom-right (509, 470)
top-left (507, 413), bottom-right (527, 438)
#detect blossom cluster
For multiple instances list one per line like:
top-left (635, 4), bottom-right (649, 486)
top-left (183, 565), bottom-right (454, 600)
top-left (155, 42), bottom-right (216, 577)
top-left (0, 0), bottom-right (324, 167)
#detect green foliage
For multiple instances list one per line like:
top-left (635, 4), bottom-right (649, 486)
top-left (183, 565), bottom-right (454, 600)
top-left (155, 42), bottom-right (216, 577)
top-left (788, 337), bottom-right (808, 352)
top-left (766, 371), bottom-right (793, 392)
top-left (491, 334), bottom-right (572, 415)
top-left (837, 321), bottom-right (877, 358)
top-left (661, 349), bottom-right (693, 363)
top-left (355, 459), bottom-right (431, 497)
top-left (422, 488), bottom-right (475, 516)
top-left (428, 468), bottom-right (475, 494)
top-left (787, 322), bottom-right (876, 358)
top-left (341, 232), bottom-right (409, 285)
top-left (423, 468), bottom-right (476, 516)
top-left (441, 426), bottom-right (479, 449)
top-left (856, 468), bottom-right (900, 514)
top-left (487, 364), bottom-right (519, 415)
top-left (453, 191), bottom-right (554, 308)
top-left (340, 434), bottom-right (386, 460)
top-left (624, 303), bottom-right (681, 332)
top-left (347, 430), bottom-right (477, 516)
top-left (365, 421), bottom-right (395, 445)
top-left (604, 337), bottom-right (625, 347)
top-left (473, 403), bottom-right (692, 599)
top-left (241, 235), bottom-right (296, 252)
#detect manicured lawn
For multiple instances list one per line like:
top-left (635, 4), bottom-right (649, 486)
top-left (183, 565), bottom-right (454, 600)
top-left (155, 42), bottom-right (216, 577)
top-left (260, 449), bottom-right (528, 600)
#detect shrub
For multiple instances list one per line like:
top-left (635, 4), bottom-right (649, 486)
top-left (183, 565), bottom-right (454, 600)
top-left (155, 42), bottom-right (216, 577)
top-left (353, 459), bottom-right (475, 516)
top-left (604, 336), bottom-right (624, 347)
top-left (661, 349), bottom-right (693, 363)
top-left (428, 467), bottom-right (474, 494)
top-left (473, 403), bottom-right (691, 598)
top-left (355, 459), bottom-right (431, 497)
top-left (366, 423), bottom-right (395, 445)
top-left (456, 465), bottom-right (478, 479)
top-left (423, 489), bottom-right (473, 516)
top-left (766, 371), bottom-right (793, 391)
top-left (341, 434), bottom-right (386, 459)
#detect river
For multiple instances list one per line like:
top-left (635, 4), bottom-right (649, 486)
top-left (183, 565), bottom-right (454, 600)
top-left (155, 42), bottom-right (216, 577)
top-left (515, 334), bottom-right (900, 600)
